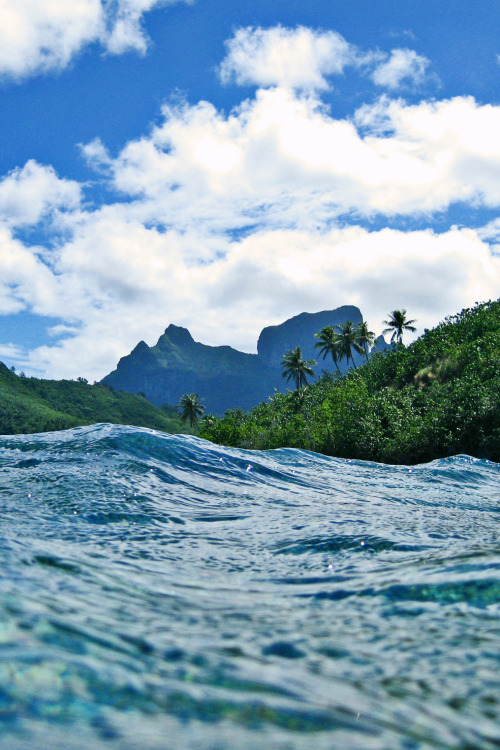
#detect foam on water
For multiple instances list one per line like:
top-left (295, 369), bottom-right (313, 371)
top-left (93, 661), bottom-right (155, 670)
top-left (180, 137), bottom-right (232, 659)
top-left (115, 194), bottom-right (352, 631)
top-left (0, 424), bottom-right (499, 749)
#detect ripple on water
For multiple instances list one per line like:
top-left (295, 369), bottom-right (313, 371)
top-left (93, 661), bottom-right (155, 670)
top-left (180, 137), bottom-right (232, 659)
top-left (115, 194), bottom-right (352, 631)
top-left (0, 424), bottom-right (499, 749)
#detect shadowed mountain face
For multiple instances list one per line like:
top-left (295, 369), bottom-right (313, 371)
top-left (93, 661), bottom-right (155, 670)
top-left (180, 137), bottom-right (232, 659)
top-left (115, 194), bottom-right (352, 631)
top-left (258, 306), bottom-right (362, 367)
top-left (102, 307), bottom-right (386, 415)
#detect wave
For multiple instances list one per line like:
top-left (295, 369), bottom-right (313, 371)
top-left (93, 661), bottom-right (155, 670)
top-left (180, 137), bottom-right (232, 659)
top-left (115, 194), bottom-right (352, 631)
top-left (0, 424), bottom-right (499, 749)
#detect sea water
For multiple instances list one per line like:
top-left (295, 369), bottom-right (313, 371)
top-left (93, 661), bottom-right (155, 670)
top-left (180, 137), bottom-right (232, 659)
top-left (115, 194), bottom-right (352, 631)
top-left (0, 423), bottom-right (499, 749)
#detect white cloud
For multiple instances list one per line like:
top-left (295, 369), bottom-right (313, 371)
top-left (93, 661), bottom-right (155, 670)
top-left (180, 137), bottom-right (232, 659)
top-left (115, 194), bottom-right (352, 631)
top-left (0, 226), bottom-right (61, 315)
top-left (218, 26), bottom-right (433, 94)
top-left (105, 0), bottom-right (178, 55)
top-left (0, 161), bottom-right (83, 324)
top-left (0, 0), bottom-right (102, 78)
top-left (371, 48), bottom-right (431, 89)
top-left (0, 161), bottom-right (81, 226)
top-left (2, 26), bottom-right (500, 381)
top-left (0, 343), bottom-right (28, 363)
top-left (355, 95), bottom-right (500, 208)
top-left (479, 217), bottom-right (500, 243)
top-left (219, 26), bottom-right (357, 90)
top-left (203, 226), bottom-right (496, 329)
top-left (86, 89), bottom-right (500, 223)
top-left (0, 0), bottom-right (187, 79)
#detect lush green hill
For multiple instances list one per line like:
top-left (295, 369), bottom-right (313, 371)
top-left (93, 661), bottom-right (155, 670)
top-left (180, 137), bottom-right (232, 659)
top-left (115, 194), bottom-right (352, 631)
top-left (200, 300), bottom-right (500, 464)
top-left (0, 364), bottom-right (189, 435)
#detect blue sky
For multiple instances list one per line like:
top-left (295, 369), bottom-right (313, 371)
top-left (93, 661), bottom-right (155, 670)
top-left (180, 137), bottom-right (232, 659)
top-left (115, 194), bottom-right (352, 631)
top-left (1, 0), bottom-right (500, 380)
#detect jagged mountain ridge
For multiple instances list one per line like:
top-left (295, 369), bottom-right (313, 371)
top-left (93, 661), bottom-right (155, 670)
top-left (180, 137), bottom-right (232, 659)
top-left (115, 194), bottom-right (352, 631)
top-left (102, 306), bottom-right (384, 415)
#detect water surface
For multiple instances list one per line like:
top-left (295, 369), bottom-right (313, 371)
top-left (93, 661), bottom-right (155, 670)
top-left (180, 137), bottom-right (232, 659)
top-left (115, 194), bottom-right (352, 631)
top-left (0, 424), bottom-right (499, 749)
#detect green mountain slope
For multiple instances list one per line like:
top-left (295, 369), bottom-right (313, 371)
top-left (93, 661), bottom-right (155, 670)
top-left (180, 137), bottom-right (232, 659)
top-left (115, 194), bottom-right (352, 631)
top-left (200, 300), bottom-right (500, 464)
top-left (0, 364), bottom-right (188, 435)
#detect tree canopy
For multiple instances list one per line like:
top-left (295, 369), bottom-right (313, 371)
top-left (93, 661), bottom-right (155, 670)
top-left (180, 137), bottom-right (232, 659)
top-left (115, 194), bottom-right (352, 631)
top-left (383, 309), bottom-right (417, 346)
top-left (314, 326), bottom-right (342, 373)
top-left (355, 321), bottom-right (376, 360)
top-left (334, 321), bottom-right (365, 369)
top-left (178, 393), bottom-right (205, 427)
top-left (281, 347), bottom-right (316, 389)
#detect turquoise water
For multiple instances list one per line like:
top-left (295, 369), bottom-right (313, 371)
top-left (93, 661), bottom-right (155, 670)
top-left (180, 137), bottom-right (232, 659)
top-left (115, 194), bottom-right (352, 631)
top-left (0, 424), bottom-right (499, 749)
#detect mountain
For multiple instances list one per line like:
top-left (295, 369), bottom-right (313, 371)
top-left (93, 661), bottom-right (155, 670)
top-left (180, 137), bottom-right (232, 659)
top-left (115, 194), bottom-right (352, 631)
top-left (103, 324), bottom-right (274, 415)
top-left (102, 307), bottom-right (386, 415)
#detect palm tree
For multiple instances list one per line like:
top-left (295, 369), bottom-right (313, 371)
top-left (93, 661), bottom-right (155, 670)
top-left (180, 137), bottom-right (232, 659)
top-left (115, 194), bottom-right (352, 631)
top-left (281, 347), bottom-right (316, 390)
top-left (178, 393), bottom-right (205, 428)
top-left (382, 309), bottom-right (417, 346)
top-left (335, 321), bottom-right (365, 370)
top-left (314, 326), bottom-right (342, 374)
top-left (355, 320), bottom-right (376, 361)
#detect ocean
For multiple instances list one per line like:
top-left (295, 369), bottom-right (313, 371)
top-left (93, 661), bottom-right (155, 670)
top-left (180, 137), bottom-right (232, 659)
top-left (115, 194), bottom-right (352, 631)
top-left (0, 423), bottom-right (499, 749)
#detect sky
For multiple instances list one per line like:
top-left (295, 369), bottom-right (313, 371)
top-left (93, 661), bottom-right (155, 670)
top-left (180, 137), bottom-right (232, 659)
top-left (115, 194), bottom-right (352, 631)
top-left (1, 0), bottom-right (500, 381)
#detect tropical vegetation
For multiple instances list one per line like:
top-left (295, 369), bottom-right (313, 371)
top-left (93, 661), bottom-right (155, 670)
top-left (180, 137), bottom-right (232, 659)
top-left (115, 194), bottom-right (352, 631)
top-left (383, 309), bottom-right (417, 346)
top-left (334, 320), bottom-right (365, 369)
top-left (314, 325), bottom-right (342, 373)
top-left (314, 319), bottom-right (376, 372)
top-left (355, 320), bottom-right (376, 360)
top-left (200, 300), bottom-right (500, 465)
top-left (281, 346), bottom-right (316, 389)
top-left (178, 393), bottom-right (205, 427)
top-left (0, 364), bottom-right (189, 435)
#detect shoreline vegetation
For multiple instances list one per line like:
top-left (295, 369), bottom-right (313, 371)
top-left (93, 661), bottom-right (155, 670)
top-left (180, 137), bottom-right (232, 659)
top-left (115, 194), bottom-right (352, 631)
top-left (199, 300), bottom-right (500, 465)
top-left (0, 366), bottom-right (190, 436)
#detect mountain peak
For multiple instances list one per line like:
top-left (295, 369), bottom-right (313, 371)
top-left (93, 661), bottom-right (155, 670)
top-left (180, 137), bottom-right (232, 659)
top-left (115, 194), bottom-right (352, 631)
top-left (159, 324), bottom-right (195, 346)
top-left (131, 340), bottom-right (148, 354)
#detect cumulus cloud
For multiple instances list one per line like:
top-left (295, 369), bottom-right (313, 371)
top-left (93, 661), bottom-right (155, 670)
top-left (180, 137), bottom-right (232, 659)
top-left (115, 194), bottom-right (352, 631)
top-left (371, 48), bottom-right (431, 89)
top-left (201, 226), bottom-right (499, 340)
top-left (0, 0), bottom-right (187, 79)
top-left (219, 26), bottom-right (357, 90)
top-left (0, 161), bottom-right (81, 226)
top-left (0, 161), bottom-right (83, 327)
top-left (0, 226), bottom-right (61, 315)
top-left (355, 95), bottom-right (500, 208)
top-left (84, 89), bottom-right (500, 223)
top-left (218, 26), bottom-right (433, 93)
top-left (105, 0), bottom-right (181, 55)
top-left (2, 26), bottom-right (500, 380)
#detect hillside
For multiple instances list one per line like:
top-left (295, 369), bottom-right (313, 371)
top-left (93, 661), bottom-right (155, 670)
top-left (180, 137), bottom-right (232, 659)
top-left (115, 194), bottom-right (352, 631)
top-left (0, 364), bottom-right (188, 436)
top-left (200, 300), bottom-right (500, 465)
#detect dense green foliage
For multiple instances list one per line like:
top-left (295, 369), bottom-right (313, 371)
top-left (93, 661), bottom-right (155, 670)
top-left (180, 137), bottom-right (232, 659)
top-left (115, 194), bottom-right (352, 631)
top-left (200, 300), bottom-right (500, 464)
top-left (0, 364), bottom-right (189, 435)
